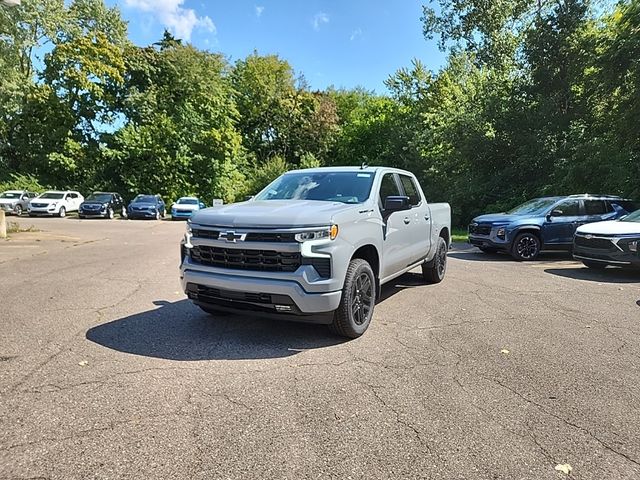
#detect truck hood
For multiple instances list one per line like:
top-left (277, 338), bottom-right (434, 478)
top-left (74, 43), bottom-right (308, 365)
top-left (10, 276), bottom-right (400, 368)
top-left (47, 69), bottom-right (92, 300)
top-left (191, 200), bottom-right (354, 228)
top-left (577, 220), bottom-right (640, 236)
top-left (471, 213), bottom-right (525, 224)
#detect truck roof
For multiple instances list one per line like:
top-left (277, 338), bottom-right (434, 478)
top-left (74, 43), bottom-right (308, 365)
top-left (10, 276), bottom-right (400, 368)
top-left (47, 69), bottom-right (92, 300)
top-left (286, 165), bottom-right (411, 175)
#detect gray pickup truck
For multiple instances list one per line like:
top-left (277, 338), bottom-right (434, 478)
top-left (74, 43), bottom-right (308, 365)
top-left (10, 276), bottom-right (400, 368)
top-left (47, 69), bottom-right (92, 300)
top-left (180, 166), bottom-right (451, 338)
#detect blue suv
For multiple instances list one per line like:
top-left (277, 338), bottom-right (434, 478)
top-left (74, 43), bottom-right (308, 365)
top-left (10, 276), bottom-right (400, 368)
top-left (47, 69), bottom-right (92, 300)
top-left (468, 195), bottom-right (636, 260)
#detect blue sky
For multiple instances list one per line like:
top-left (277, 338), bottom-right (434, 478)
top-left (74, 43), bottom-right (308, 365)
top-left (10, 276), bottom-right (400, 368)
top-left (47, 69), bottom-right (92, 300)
top-left (107, 0), bottom-right (447, 93)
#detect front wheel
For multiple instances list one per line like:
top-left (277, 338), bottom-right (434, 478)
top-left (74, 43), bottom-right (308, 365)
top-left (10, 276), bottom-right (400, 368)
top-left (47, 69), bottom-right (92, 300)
top-left (14, 205), bottom-right (23, 216)
top-left (120, 206), bottom-right (128, 218)
top-left (58, 206), bottom-right (66, 218)
top-left (583, 260), bottom-right (607, 269)
top-left (155, 210), bottom-right (161, 220)
top-left (330, 258), bottom-right (376, 339)
top-left (511, 232), bottom-right (540, 261)
top-left (422, 236), bottom-right (448, 283)
top-left (107, 207), bottom-right (114, 219)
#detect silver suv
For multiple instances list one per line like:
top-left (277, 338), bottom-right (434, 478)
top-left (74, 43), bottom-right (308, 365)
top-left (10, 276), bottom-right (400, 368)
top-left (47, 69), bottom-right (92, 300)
top-left (180, 166), bottom-right (451, 338)
top-left (0, 190), bottom-right (38, 216)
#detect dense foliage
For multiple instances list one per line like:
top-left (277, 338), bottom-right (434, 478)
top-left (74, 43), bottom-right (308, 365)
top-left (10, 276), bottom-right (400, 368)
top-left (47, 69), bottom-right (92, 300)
top-left (1, 0), bottom-right (638, 224)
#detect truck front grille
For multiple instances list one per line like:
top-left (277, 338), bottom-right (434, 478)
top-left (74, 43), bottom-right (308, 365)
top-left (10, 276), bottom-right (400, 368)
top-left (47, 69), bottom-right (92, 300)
top-left (190, 245), bottom-right (302, 272)
top-left (191, 229), bottom-right (296, 243)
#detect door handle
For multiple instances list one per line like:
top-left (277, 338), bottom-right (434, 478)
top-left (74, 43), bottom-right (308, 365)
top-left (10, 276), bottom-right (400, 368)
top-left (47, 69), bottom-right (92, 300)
top-left (424, 215), bottom-right (430, 221)
top-left (403, 217), bottom-right (411, 225)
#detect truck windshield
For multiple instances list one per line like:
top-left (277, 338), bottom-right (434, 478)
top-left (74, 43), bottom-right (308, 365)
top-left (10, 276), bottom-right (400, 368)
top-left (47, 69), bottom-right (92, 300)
top-left (621, 209), bottom-right (640, 223)
top-left (507, 198), bottom-right (559, 215)
top-left (255, 171), bottom-right (375, 204)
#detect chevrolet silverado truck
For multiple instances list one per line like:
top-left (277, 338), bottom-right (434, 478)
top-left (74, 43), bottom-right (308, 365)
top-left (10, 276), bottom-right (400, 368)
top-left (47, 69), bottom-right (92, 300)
top-left (180, 166), bottom-right (451, 338)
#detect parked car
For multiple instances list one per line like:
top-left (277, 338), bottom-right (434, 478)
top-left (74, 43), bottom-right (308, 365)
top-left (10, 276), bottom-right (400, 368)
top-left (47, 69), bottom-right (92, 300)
top-left (573, 208), bottom-right (640, 269)
top-left (171, 196), bottom-right (206, 220)
top-left (28, 190), bottom-right (84, 217)
top-left (468, 195), bottom-right (635, 261)
top-left (0, 190), bottom-right (38, 216)
top-left (79, 192), bottom-right (127, 219)
top-left (180, 166), bottom-right (451, 338)
top-left (127, 194), bottom-right (166, 220)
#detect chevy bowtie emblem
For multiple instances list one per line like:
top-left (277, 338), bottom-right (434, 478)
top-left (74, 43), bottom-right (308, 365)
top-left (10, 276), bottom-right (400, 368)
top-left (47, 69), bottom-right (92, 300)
top-left (224, 231), bottom-right (245, 242)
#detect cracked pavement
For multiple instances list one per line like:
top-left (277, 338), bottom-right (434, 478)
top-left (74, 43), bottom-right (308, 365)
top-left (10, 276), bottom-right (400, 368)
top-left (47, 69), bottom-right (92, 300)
top-left (1, 217), bottom-right (640, 479)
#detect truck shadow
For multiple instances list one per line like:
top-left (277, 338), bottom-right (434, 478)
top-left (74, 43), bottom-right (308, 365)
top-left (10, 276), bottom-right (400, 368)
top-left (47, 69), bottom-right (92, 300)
top-left (544, 267), bottom-right (640, 284)
top-left (86, 299), bottom-right (345, 361)
top-left (448, 250), bottom-right (572, 263)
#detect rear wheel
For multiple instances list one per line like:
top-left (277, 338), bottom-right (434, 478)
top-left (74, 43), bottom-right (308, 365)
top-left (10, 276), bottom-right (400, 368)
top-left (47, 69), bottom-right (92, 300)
top-left (330, 258), bottom-right (376, 339)
top-left (583, 260), bottom-right (607, 269)
top-left (422, 236), bottom-right (448, 283)
top-left (511, 232), bottom-right (540, 261)
top-left (58, 206), bottom-right (66, 218)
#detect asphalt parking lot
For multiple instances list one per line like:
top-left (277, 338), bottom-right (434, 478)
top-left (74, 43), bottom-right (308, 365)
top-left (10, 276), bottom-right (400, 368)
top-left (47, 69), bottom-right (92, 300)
top-left (1, 216), bottom-right (639, 480)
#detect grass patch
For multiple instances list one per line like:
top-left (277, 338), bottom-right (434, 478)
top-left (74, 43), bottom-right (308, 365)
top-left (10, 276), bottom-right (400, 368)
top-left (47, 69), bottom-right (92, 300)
top-left (6, 222), bottom-right (39, 234)
top-left (451, 227), bottom-right (468, 243)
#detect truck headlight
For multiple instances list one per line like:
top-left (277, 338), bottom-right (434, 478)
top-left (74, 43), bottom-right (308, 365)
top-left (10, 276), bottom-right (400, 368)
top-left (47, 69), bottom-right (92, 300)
top-left (186, 220), bottom-right (192, 235)
top-left (630, 241), bottom-right (638, 253)
top-left (295, 225), bottom-right (338, 242)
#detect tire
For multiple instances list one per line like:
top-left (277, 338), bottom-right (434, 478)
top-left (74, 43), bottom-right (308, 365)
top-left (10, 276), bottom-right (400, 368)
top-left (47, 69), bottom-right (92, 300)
top-left (107, 207), bottom-right (114, 219)
top-left (583, 260), bottom-right (607, 269)
top-left (14, 205), bottom-right (22, 216)
top-left (155, 210), bottom-right (161, 220)
top-left (120, 207), bottom-right (127, 218)
top-left (422, 236), bottom-right (448, 283)
top-left (58, 206), bottom-right (66, 218)
top-left (329, 258), bottom-right (376, 339)
top-left (511, 232), bottom-right (540, 261)
top-left (479, 246), bottom-right (498, 254)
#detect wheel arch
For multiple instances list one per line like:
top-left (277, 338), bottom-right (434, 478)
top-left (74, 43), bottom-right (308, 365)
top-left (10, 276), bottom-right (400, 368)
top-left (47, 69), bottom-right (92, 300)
top-left (351, 244), bottom-right (381, 296)
top-left (439, 227), bottom-right (450, 246)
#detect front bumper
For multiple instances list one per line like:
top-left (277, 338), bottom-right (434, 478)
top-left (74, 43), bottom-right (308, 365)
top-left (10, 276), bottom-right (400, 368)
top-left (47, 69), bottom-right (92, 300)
top-left (468, 234), bottom-right (510, 250)
top-left (573, 246), bottom-right (640, 267)
top-left (128, 210), bottom-right (158, 218)
top-left (80, 208), bottom-right (107, 217)
top-left (182, 272), bottom-right (340, 323)
top-left (172, 210), bottom-right (194, 219)
top-left (28, 206), bottom-right (58, 215)
top-left (0, 203), bottom-right (18, 214)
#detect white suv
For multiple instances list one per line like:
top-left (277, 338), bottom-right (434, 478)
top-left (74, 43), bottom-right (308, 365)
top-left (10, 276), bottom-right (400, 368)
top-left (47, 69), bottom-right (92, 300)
top-left (28, 190), bottom-right (84, 217)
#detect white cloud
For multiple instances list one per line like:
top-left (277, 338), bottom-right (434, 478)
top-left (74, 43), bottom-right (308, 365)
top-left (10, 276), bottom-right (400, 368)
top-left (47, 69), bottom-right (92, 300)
top-left (255, 5), bottom-right (264, 18)
top-left (350, 28), bottom-right (362, 41)
top-left (125, 0), bottom-right (215, 41)
top-left (312, 12), bottom-right (329, 31)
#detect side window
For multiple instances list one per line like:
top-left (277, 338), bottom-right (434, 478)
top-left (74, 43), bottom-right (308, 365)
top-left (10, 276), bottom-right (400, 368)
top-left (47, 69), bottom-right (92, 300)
top-left (399, 175), bottom-right (421, 206)
top-left (584, 200), bottom-right (610, 215)
top-left (64, 194), bottom-right (71, 201)
top-left (379, 173), bottom-right (401, 203)
top-left (555, 200), bottom-right (581, 216)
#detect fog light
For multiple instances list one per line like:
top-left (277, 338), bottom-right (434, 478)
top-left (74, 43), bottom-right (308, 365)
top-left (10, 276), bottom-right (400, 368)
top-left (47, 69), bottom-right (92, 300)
top-left (630, 241), bottom-right (638, 253)
top-left (275, 305), bottom-right (292, 312)
top-left (497, 227), bottom-right (506, 239)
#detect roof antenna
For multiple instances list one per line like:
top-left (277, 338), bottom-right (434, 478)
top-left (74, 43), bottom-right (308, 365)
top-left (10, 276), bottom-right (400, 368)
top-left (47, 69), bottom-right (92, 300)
top-left (360, 162), bottom-right (369, 170)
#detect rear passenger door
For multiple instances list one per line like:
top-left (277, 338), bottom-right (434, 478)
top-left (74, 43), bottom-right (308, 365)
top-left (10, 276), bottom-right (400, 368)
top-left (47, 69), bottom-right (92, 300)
top-left (583, 199), bottom-right (617, 224)
top-left (398, 174), bottom-right (431, 264)
top-left (378, 173), bottom-right (412, 279)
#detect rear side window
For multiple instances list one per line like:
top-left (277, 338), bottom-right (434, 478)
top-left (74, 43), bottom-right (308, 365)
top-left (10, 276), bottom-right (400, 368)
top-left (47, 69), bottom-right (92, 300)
top-left (584, 200), bottom-right (611, 215)
top-left (379, 173), bottom-right (401, 201)
top-left (399, 175), bottom-right (421, 206)
top-left (555, 199), bottom-right (581, 216)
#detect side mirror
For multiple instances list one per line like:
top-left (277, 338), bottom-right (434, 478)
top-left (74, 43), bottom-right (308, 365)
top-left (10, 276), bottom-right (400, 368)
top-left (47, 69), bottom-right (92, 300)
top-left (384, 196), bottom-right (410, 212)
top-left (548, 209), bottom-right (563, 218)
top-left (199, 202), bottom-right (205, 209)
top-left (244, 195), bottom-right (255, 201)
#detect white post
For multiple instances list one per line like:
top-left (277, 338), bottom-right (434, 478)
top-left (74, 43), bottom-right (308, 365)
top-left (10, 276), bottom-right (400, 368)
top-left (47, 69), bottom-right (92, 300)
top-left (0, 210), bottom-right (6, 238)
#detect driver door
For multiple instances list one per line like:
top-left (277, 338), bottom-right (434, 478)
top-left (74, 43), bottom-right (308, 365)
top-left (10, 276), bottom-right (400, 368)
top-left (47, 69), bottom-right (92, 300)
top-left (542, 199), bottom-right (582, 246)
top-left (378, 173), bottom-right (412, 279)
